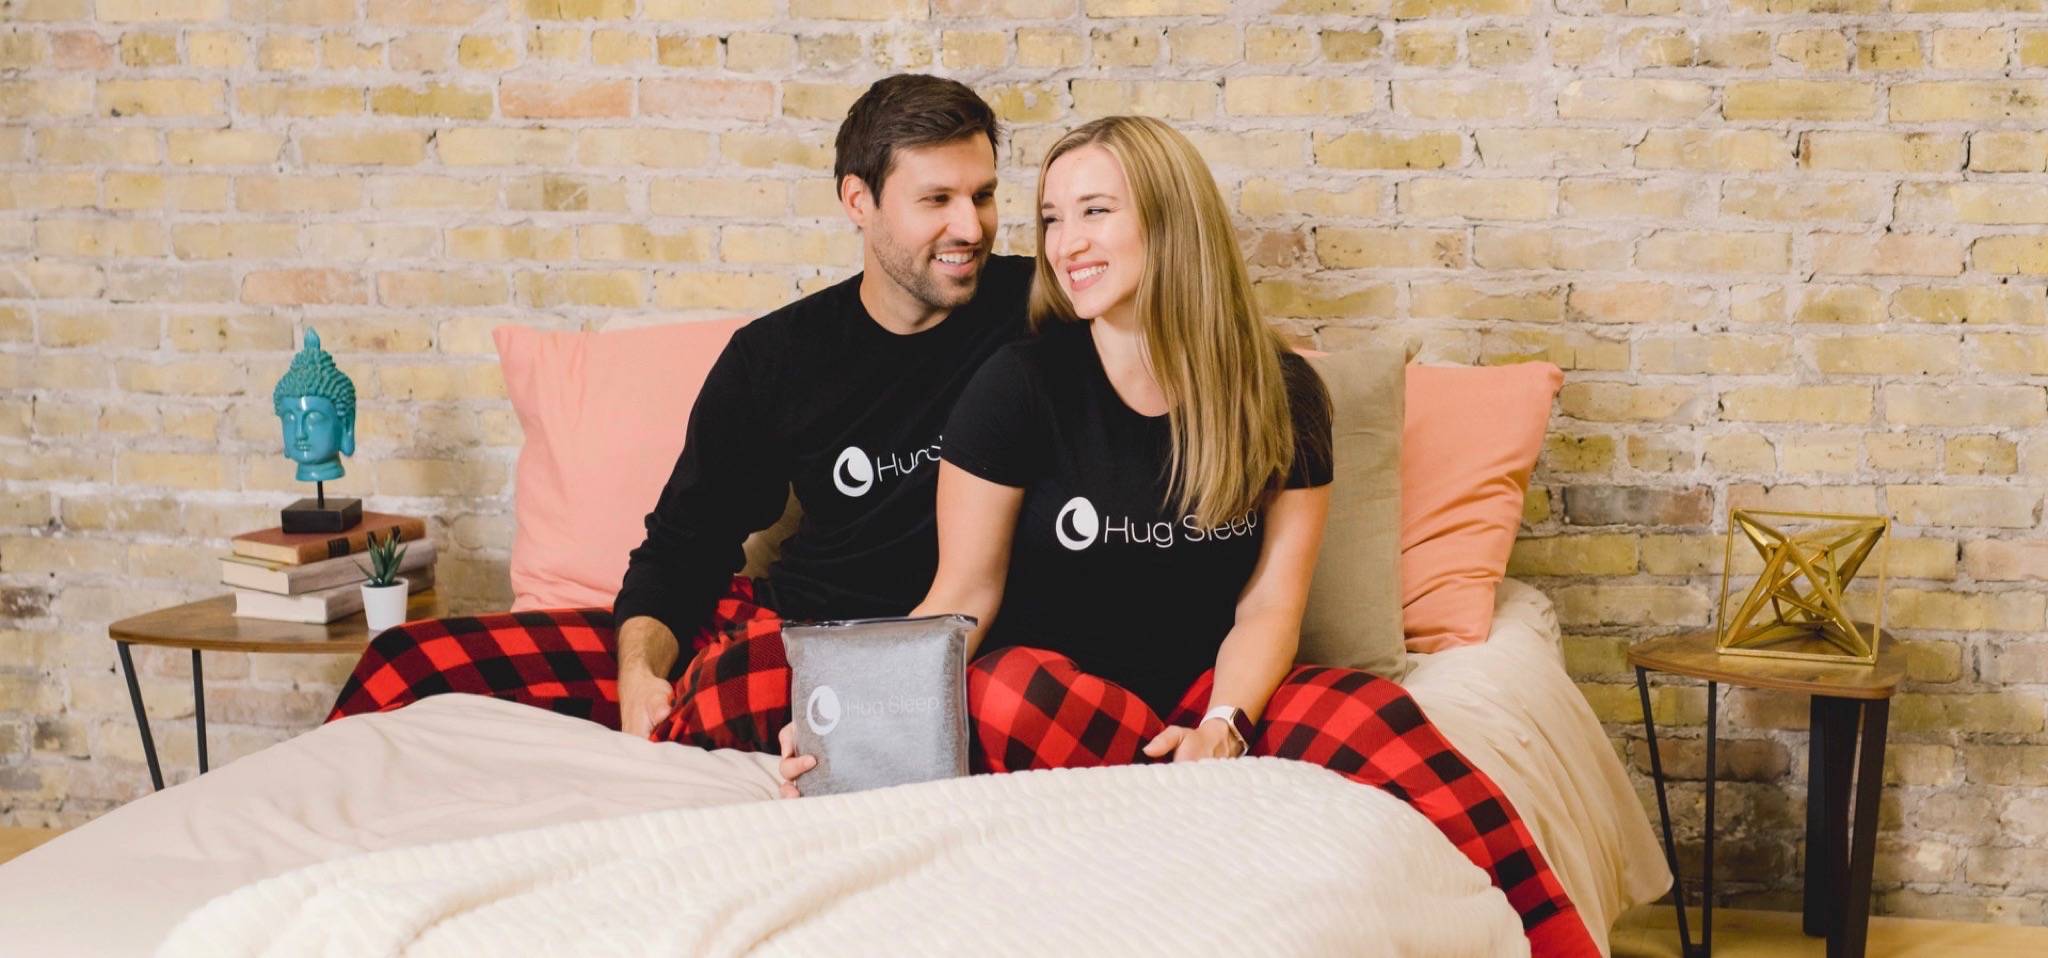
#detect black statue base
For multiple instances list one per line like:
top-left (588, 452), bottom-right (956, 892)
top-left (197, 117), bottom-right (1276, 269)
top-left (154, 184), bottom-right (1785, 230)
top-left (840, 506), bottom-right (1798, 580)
top-left (282, 496), bottom-right (362, 534)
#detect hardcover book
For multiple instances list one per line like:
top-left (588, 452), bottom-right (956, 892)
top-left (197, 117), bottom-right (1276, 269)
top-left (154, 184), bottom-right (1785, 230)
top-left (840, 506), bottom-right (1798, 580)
top-left (221, 540), bottom-right (437, 595)
top-left (229, 513), bottom-right (427, 565)
top-left (231, 565), bottom-right (435, 624)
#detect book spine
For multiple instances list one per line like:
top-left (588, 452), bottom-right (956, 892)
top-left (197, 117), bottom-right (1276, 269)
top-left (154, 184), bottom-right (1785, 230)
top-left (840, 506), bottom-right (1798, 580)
top-left (222, 541), bottom-right (437, 595)
top-left (231, 517), bottom-right (427, 565)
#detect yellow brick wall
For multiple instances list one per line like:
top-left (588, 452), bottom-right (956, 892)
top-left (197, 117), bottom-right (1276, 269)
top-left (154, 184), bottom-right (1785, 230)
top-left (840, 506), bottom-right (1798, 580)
top-left (3, 0), bottom-right (2047, 923)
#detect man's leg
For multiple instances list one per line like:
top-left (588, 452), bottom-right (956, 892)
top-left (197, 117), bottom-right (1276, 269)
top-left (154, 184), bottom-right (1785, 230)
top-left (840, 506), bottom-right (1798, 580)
top-left (326, 608), bottom-right (621, 726)
top-left (656, 587), bottom-right (786, 750)
top-left (327, 576), bottom-right (770, 730)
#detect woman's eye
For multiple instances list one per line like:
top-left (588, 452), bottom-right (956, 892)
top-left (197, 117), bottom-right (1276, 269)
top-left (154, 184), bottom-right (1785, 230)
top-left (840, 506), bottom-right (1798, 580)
top-left (1041, 215), bottom-right (1058, 226)
top-left (1086, 207), bottom-right (1108, 216)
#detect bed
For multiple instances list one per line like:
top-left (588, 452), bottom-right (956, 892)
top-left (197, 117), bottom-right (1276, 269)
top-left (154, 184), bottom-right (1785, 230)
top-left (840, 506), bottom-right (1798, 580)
top-left (0, 579), bottom-right (1668, 956)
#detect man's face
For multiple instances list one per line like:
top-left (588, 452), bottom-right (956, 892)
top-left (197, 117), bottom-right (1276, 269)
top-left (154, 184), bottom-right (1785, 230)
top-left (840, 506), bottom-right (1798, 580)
top-left (855, 134), bottom-right (999, 313)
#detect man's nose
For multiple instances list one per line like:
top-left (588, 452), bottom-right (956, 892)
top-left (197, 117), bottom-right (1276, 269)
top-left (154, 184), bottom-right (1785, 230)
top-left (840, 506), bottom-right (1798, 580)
top-left (947, 198), bottom-right (984, 246)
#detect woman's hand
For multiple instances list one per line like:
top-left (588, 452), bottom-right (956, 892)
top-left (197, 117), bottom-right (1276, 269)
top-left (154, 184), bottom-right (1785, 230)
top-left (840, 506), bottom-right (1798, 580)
top-left (776, 723), bottom-right (818, 799)
top-left (1141, 719), bottom-right (1243, 763)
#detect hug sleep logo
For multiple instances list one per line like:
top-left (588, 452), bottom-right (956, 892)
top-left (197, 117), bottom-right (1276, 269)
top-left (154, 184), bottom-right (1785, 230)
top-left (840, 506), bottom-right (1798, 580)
top-left (832, 440), bottom-right (943, 498)
top-left (1056, 496), bottom-right (1261, 551)
top-left (805, 685), bottom-right (843, 735)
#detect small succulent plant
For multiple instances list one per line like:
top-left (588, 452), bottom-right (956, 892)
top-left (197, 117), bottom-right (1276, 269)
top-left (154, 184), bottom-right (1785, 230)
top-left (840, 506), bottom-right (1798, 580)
top-left (357, 530), bottom-right (408, 588)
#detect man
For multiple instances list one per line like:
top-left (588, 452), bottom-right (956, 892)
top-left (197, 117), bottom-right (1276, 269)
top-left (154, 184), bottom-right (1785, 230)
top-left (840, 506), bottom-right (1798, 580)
top-left (328, 75), bottom-right (1032, 738)
top-left (612, 74), bottom-right (1031, 739)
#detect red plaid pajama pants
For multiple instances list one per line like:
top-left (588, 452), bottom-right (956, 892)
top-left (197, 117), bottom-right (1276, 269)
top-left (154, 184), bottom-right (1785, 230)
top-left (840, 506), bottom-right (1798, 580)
top-left (324, 576), bottom-right (783, 735)
top-left (669, 634), bottom-right (1599, 957)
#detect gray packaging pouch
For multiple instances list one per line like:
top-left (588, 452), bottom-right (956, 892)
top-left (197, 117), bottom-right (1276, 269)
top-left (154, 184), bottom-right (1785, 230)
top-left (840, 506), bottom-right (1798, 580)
top-left (784, 613), bottom-right (973, 797)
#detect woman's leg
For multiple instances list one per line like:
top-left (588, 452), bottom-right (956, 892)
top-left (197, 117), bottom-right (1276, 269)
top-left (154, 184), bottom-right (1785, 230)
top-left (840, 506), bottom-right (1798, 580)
top-left (965, 646), bottom-right (1176, 772)
top-left (327, 576), bottom-right (775, 731)
top-left (1185, 665), bottom-right (1600, 958)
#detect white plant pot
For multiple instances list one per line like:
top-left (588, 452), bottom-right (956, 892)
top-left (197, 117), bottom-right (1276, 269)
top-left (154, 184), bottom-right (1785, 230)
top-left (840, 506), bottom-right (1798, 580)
top-left (362, 578), bottom-right (409, 633)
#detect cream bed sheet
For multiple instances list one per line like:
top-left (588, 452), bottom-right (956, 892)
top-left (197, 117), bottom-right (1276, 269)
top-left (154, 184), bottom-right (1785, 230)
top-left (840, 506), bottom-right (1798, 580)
top-left (0, 580), bottom-right (1667, 956)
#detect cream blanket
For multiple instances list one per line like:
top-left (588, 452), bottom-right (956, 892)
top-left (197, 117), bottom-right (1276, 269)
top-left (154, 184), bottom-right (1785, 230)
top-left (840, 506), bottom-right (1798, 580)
top-left (157, 757), bottom-right (1527, 958)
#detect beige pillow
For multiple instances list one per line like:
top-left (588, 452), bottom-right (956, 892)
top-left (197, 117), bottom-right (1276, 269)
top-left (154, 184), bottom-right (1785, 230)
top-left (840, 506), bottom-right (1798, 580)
top-left (739, 489), bottom-right (801, 579)
top-left (1300, 347), bottom-right (1409, 680)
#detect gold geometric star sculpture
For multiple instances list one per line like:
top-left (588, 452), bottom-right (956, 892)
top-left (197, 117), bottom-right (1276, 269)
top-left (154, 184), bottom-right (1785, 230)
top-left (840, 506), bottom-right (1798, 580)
top-left (1716, 509), bottom-right (1890, 666)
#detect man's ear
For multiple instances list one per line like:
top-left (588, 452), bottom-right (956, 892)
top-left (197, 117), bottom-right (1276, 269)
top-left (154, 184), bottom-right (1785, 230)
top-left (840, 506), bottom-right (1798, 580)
top-left (839, 173), bottom-right (873, 230)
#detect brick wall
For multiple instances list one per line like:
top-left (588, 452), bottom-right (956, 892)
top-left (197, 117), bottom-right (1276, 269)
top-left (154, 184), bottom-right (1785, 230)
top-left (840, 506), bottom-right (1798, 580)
top-left (3, 0), bottom-right (2046, 923)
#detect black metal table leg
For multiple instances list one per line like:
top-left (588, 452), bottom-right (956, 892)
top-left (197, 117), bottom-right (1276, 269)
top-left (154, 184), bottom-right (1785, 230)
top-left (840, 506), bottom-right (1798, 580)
top-left (1834, 700), bottom-right (1889, 958)
top-left (1637, 666), bottom-right (1704, 957)
top-left (115, 641), bottom-right (164, 791)
top-left (192, 649), bottom-right (207, 774)
top-left (1702, 680), bottom-right (1717, 957)
top-left (1806, 697), bottom-right (1856, 938)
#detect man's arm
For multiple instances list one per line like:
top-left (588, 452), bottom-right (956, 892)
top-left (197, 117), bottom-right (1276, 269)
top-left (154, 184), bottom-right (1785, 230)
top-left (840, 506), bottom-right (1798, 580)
top-left (614, 336), bottom-right (788, 736)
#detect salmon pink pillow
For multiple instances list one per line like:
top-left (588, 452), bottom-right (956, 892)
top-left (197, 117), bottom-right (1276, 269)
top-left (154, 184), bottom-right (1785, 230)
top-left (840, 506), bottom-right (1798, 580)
top-left (1401, 362), bottom-right (1563, 652)
top-left (496, 319), bottom-right (749, 611)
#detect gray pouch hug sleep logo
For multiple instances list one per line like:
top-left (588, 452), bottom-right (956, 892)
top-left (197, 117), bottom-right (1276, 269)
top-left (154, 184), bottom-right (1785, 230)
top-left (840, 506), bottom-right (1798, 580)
top-left (784, 613), bottom-right (974, 797)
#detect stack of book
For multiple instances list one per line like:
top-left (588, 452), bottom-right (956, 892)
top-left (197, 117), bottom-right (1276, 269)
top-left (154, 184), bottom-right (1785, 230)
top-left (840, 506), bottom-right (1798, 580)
top-left (224, 512), bottom-right (436, 623)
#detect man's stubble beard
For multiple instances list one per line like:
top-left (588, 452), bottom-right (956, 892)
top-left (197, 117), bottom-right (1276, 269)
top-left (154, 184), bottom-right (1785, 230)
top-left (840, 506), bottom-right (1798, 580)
top-left (870, 216), bottom-right (980, 313)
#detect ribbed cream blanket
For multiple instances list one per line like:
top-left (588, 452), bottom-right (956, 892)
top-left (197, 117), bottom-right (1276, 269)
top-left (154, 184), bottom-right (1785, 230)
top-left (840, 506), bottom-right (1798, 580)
top-left (156, 757), bottom-right (1527, 957)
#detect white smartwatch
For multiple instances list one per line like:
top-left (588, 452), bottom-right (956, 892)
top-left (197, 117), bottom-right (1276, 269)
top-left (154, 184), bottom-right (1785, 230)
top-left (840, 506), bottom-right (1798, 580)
top-left (1202, 705), bottom-right (1252, 757)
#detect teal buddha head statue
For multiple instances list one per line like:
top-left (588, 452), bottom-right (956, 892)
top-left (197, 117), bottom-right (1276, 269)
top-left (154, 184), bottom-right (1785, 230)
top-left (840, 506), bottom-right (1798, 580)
top-left (272, 329), bottom-right (356, 483)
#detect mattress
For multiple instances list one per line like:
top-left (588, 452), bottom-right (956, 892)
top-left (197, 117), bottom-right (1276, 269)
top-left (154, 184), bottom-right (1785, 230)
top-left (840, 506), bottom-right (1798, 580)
top-left (0, 580), bottom-right (1668, 956)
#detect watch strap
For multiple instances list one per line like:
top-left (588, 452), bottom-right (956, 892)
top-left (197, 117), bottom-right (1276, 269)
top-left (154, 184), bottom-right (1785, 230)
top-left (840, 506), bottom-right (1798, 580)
top-left (1202, 705), bottom-right (1253, 756)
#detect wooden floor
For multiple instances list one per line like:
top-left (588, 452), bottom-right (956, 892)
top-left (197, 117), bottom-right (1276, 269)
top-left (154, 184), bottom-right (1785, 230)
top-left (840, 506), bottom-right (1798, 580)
top-left (0, 826), bottom-right (63, 865)
top-left (1611, 904), bottom-right (2048, 957)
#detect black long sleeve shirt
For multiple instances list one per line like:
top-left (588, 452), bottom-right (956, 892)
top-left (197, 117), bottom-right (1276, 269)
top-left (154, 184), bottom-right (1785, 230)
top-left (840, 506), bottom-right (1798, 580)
top-left (612, 256), bottom-right (1033, 642)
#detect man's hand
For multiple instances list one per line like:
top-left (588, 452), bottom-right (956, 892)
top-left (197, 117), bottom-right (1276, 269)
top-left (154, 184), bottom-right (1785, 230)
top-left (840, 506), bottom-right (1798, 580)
top-left (619, 668), bottom-right (675, 739)
top-left (776, 723), bottom-right (818, 799)
top-left (1141, 719), bottom-right (1243, 763)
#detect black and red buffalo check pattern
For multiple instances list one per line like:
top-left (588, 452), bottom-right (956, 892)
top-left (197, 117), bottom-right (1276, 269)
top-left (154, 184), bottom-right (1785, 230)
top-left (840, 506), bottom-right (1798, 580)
top-left (671, 637), bottom-right (1598, 957)
top-left (325, 576), bottom-right (781, 736)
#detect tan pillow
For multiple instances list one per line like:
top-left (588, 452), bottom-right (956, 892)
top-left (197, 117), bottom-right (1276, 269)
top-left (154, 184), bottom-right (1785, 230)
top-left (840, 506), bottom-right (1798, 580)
top-left (739, 489), bottom-right (801, 579)
top-left (1300, 347), bottom-right (1409, 680)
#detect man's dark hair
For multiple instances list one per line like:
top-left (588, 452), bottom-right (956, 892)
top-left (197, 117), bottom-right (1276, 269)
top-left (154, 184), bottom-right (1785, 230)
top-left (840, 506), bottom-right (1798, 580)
top-left (834, 74), bottom-right (1002, 202)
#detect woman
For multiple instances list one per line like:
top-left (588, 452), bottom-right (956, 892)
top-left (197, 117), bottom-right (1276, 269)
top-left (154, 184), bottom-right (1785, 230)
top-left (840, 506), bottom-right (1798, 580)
top-left (679, 116), bottom-right (1596, 956)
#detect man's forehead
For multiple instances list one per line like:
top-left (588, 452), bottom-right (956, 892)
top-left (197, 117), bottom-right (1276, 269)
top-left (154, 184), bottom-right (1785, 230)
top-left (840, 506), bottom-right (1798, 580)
top-left (884, 135), bottom-right (997, 189)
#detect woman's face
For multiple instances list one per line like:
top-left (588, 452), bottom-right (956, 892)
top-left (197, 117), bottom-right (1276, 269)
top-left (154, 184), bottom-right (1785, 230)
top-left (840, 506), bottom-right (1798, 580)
top-left (1041, 145), bottom-right (1144, 323)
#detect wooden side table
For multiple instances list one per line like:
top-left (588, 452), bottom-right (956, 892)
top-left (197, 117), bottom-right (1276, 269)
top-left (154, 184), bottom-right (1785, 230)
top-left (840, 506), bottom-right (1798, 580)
top-left (107, 590), bottom-right (448, 791)
top-left (1627, 630), bottom-right (1903, 958)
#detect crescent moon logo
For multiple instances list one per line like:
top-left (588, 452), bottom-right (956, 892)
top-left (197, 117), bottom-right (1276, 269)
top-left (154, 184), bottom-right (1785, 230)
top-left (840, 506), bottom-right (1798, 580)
top-left (832, 446), bottom-right (874, 497)
top-left (805, 685), bottom-right (841, 736)
top-left (1055, 497), bottom-right (1099, 551)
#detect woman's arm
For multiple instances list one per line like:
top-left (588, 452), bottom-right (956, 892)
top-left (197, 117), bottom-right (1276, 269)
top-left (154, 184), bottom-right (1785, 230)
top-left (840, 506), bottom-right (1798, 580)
top-left (1149, 483), bottom-right (1331, 762)
top-left (909, 461), bottom-right (1026, 659)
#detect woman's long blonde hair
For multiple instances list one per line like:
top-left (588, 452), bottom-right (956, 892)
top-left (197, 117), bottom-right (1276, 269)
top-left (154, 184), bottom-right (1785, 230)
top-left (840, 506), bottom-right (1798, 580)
top-left (1030, 115), bottom-right (1299, 529)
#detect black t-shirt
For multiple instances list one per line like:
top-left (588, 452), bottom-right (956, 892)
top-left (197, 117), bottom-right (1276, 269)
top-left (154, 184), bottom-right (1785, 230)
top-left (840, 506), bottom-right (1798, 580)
top-left (613, 256), bottom-right (1034, 641)
top-left (941, 321), bottom-right (1334, 715)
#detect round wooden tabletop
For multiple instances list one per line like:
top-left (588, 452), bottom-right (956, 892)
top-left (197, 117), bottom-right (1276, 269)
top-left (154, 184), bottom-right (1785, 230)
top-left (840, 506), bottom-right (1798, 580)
top-left (106, 590), bottom-right (450, 654)
top-left (1626, 628), bottom-right (1905, 700)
